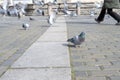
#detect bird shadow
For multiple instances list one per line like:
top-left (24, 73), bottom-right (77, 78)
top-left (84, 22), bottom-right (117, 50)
top-left (41, 25), bottom-right (50, 27)
top-left (62, 43), bottom-right (75, 48)
top-left (18, 29), bottom-right (25, 30)
top-left (66, 21), bottom-right (115, 25)
top-left (18, 29), bottom-right (28, 31)
top-left (66, 21), bottom-right (97, 24)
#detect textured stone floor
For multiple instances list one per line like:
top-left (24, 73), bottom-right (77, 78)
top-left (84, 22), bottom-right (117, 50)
top-left (66, 15), bottom-right (120, 80)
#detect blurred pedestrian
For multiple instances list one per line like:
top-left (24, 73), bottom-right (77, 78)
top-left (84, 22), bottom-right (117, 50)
top-left (95, 0), bottom-right (120, 25)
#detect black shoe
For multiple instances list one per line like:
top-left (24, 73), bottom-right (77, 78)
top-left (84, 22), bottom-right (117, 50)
top-left (95, 18), bottom-right (102, 23)
top-left (115, 22), bottom-right (120, 25)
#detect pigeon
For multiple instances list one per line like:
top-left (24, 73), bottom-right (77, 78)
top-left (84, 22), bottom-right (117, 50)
top-left (53, 0), bottom-right (57, 4)
top-left (48, 15), bottom-right (54, 25)
top-left (7, 7), bottom-right (18, 16)
top-left (29, 17), bottom-right (34, 20)
top-left (17, 11), bottom-right (22, 19)
top-left (2, 0), bottom-right (8, 11)
top-left (0, 7), bottom-right (5, 16)
top-left (34, 0), bottom-right (45, 6)
top-left (37, 9), bottom-right (44, 16)
top-left (90, 8), bottom-right (95, 17)
top-left (62, 9), bottom-right (71, 16)
top-left (94, 1), bottom-right (102, 9)
top-left (22, 23), bottom-right (30, 30)
top-left (76, 1), bottom-right (81, 7)
top-left (70, 11), bottom-right (77, 17)
top-left (67, 32), bottom-right (85, 47)
top-left (62, 2), bottom-right (71, 15)
top-left (62, 8), bottom-right (77, 17)
top-left (48, 11), bottom-right (56, 25)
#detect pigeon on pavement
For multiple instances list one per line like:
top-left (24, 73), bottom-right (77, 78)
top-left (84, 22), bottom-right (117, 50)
top-left (29, 17), bottom-right (35, 20)
top-left (48, 11), bottom-right (56, 25)
top-left (22, 23), bottom-right (30, 30)
top-left (67, 32), bottom-right (85, 47)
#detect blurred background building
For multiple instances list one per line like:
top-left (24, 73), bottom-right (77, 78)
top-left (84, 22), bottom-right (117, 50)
top-left (0, 0), bottom-right (105, 16)
top-left (0, 0), bottom-right (103, 5)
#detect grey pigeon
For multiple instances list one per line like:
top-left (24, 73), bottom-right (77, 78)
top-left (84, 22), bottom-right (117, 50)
top-left (17, 11), bottom-right (21, 19)
top-left (94, 2), bottom-right (102, 9)
top-left (76, 1), bottom-right (81, 7)
top-left (7, 7), bottom-right (18, 16)
top-left (48, 11), bottom-right (56, 25)
top-left (22, 23), bottom-right (30, 30)
top-left (62, 8), bottom-right (77, 17)
top-left (0, 8), bottom-right (5, 16)
top-left (53, 0), bottom-right (57, 4)
top-left (67, 32), bottom-right (85, 47)
top-left (29, 17), bottom-right (34, 20)
top-left (37, 9), bottom-right (44, 16)
top-left (90, 8), bottom-right (95, 17)
top-left (70, 11), bottom-right (77, 17)
top-left (33, 0), bottom-right (45, 6)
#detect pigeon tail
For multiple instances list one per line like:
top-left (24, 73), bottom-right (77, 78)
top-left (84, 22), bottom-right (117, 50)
top-left (67, 38), bottom-right (74, 43)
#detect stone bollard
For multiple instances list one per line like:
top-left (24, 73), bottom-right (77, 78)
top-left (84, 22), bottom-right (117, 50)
top-left (76, 6), bottom-right (81, 15)
top-left (76, 1), bottom-right (81, 15)
top-left (47, 2), bottom-right (53, 16)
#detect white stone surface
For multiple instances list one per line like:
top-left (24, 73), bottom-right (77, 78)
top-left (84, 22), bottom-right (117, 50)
top-left (37, 16), bottom-right (67, 42)
top-left (47, 27), bottom-right (67, 32)
top-left (0, 16), bottom-right (71, 80)
top-left (37, 32), bottom-right (67, 42)
top-left (0, 68), bottom-right (71, 80)
top-left (12, 42), bottom-right (70, 68)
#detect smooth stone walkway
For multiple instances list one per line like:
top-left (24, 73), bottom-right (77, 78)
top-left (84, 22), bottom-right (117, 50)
top-left (0, 16), bottom-right (71, 80)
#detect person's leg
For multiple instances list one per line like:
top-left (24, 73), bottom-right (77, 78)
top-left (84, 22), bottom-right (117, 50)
top-left (107, 8), bottom-right (120, 24)
top-left (95, 8), bottom-right (106, 23)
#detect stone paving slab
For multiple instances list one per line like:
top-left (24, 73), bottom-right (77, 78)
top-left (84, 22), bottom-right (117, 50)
top-left (0, 16), bottom-right (49, 77)
top-left (37, 16), bottom-right (67, 42)
top-left (46, 27), bottom-right (67, 32)
top-left (0, 16), bottom-right (71, 80)
top-left (11, 16), bottom-right (70, 68)
top-left (0, 68), bottom-right (71, 80)
top-left (11, 42), bottom-right (70, 68)
top-left (37, 32), bottom-right (67, 42)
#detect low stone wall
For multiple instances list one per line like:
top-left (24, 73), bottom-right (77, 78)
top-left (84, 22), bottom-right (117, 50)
top-left (28, 2), bottom-right (120, 16)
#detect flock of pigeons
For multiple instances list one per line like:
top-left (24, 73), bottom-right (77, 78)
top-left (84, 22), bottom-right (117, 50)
top-left (0, 1), bottom-right (88, 47)
top-left (0, 3), bottom-right (26, 17)
top-left (0, 1), bottom-right (105, 47)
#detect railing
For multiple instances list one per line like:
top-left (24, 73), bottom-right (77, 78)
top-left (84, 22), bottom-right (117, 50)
top-left (25, 2), bottom-right (101, 16)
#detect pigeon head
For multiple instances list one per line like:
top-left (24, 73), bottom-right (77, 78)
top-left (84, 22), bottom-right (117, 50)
top-left (79, 32), bottom-right (85, 38)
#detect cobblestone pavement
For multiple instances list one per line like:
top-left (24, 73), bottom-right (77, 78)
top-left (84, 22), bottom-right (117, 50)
top-left (0, 16), bottom-right (49, 76)
top-left (66, 15), bottom-right (120, 80)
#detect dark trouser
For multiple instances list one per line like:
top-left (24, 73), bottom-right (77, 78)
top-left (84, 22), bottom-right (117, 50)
top-left (97, 8), bottom-right (120, 22)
